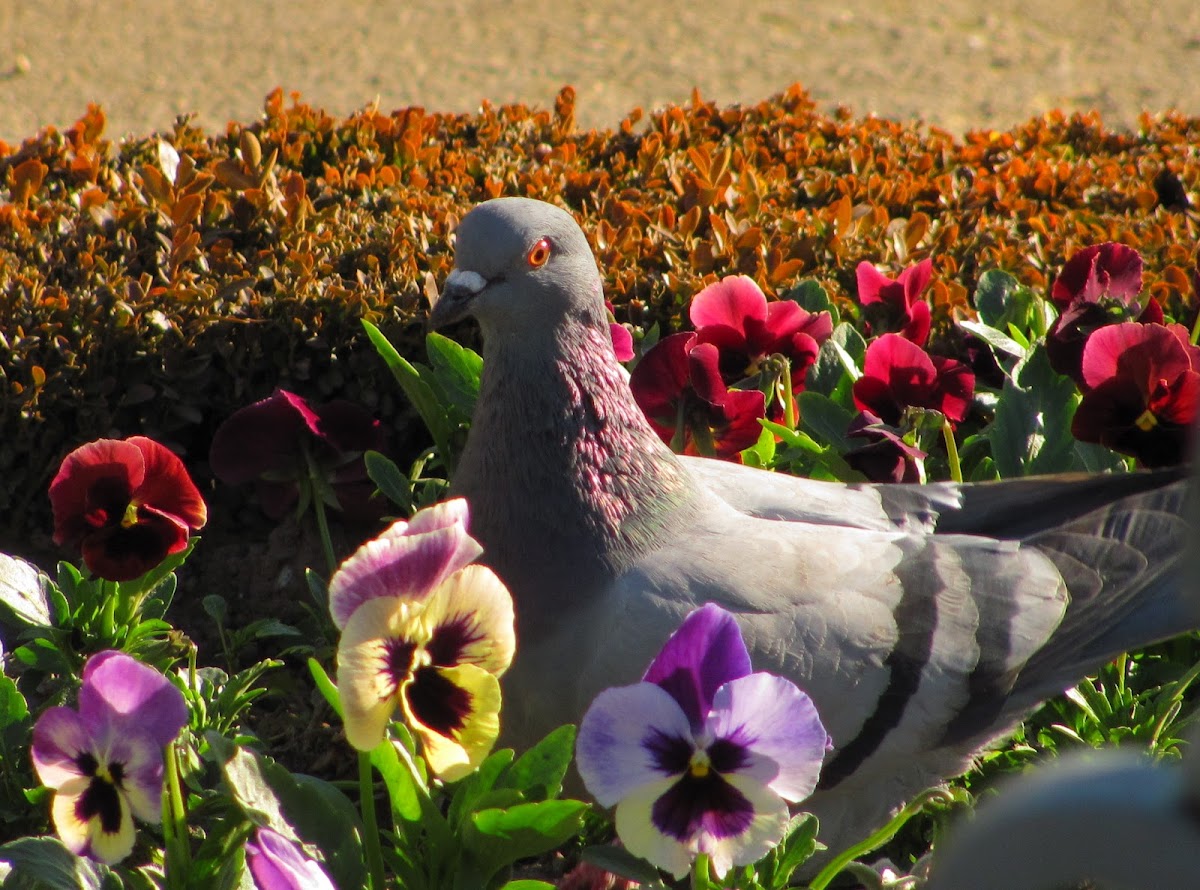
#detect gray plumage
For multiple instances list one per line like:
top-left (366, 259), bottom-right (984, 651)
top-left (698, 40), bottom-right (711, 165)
top-left (430, 196), bottom-right (1198, 856)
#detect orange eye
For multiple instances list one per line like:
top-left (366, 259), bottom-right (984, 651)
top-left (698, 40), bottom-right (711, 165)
top-left (526, 237), bottom-right (552, 268)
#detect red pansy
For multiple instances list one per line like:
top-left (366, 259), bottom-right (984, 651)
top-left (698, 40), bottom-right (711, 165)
top-left (852, 334), bottom-right (975, 427)
top-left (855, 258), bottom-right (934, 345)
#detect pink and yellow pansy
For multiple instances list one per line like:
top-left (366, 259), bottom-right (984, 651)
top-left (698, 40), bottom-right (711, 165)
top-left (329, 498), bottom-right (515, 781)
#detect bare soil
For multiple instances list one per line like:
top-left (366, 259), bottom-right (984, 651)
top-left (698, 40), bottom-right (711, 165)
top-left (2, 1), bottom-right (1199, 144)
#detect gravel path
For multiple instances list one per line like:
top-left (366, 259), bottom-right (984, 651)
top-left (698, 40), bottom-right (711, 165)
top-left (2, 1), bottom-right (1199, 143)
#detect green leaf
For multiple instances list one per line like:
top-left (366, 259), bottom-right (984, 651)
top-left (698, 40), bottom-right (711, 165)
top-left (807, 323), bottom-right (864, 398)
top-left (0, 673), bottom-right (29, 732)
top-left (498, 724), bottom-right (576, 802)
top-left (0, 837), bottom-right (119, 889)
top-left (209, 733), bottom-right (366, 890)
top-left (425, 331), bottom-right (483, 421)
top-left (987, 344), bottom-right (1082, 476)
top-left (362, 319), bottom-right (451, 452)
top-left (0, 554), bottom-right (52, 627)
top-left (448, 747), bottom-right (516, 828)
top-left (580, 844), bottom-right (668, 885)
top-left (785, 278), bottom-right (832, 315)
top-left (957, 319), bottom-right (1027, 361)
top-left (462, 799), bottom-right (588, 885)
top-left (499, 882), bottom-right (556, 890)
top-left (973, 268), bottom-right (1023, 328)
top-left (763, 813), bottom-right (820, 888)
top-left (797, 391), bottom-right (856, 453)
top-left (370, 736), bottom-right (425, 823)
top-left (365, 449), bottom-right (415, 515)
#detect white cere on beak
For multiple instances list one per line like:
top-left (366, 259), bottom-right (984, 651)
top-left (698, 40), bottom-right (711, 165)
top-left (443, 269), bottom-right (487, 296)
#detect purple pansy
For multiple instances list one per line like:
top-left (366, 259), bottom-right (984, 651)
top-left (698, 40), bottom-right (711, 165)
top-left (31, 651), bottom-right (188, 864)
top-left (209, 388), bottom-right (386, 521)
top-left (329, 499), bottom-right (515, 780)
top-left (576, 604), bottom-right (827, 879)
top-left (245, 827), bottom-right (336, 890)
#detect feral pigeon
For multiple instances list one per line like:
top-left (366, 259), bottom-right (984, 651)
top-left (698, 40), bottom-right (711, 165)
top-left (429, 196), bottom-right (1197, 856)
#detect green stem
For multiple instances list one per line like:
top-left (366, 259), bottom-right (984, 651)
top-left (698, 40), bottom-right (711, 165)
top-left (312, 491), bottom-right (338, 576)
top-left (359, 752), bottom-right (387, 890)
top-left (808, 788), bottom-right (952, 890)
top-left (690, 852), bottom-right (712, 889)
top-left (941, 419), bottom-right (963, 484)
top-left (1190, 308), bottom-right (1200, 346)
top-left (162, 741), bottom-right (190, 887)
top-left (781, 358), bottom-right (796, 431)
top-left (98, 580), bottom-right (118, 643)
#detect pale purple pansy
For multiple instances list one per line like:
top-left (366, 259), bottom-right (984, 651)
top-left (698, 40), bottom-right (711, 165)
top-left (576, 604), bottom-right (828, 879)
top-left (245, 827), bottom-right (336, 890)
top-left (31, 650), bottom-right (188, 864)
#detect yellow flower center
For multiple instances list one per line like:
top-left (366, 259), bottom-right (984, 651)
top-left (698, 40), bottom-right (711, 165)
top-left (121, 501), bottom-right (141, 528)
top-left (688, 749), bottom-right (712, 778)
top-left (1135, 408), bottom-right (1158, 432)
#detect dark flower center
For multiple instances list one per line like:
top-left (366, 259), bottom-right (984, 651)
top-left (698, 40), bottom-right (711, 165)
top-left (73, 751), bottom-right (126, 834)
top-left (650, 766), bottom-right (756, 842)
top-left (426, 614), bottom-right (485, 667)
top-left (405, 665), bottom-right (472, 736)
top-left (383, 639), bottom-right (418, 691)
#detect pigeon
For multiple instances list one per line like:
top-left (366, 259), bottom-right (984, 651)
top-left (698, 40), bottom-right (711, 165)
top-left (428, 196), bottom-right (1198, 856)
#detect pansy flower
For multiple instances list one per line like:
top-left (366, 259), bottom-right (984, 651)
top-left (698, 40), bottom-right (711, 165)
top-left (49, 436), bottom-right (207, 582)
top-left (689, 275), bottom-right (832, 409)
top-left (245, 827), bottom-right (336, 890)
top-left (853, 333), bottom-right (975, 427)
top-left (630, 332), bottom-right (766, 459)
top-left (1071, 322), bottom-right (1200, 467)
top-left (576, 604), bottom-right (827, 879)
top-left (31, 651), bottom-right (188, 864)
top-left (1045, 242), bottom-right (1160, 383)
top-left (856, 258), bottom-right (934, 345)
top-left (210, 388), bottom-right (386, 522)
top-left (844, 410), bottom-right (927, 483)
top-left (329, 499), bottom-right (515, 780)
top-left (605, 299), bottom-right (635, 363)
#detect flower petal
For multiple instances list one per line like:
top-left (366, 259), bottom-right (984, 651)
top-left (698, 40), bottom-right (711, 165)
top-left (31, 706), bottom-right (90, 791)
top-left (246, 827), bottom-right (337, 890)
top-left (610, 322), bottom-right (635, 363)
top-left (126, 436), bottom-right (208, 531)
top-left (328, 501), bottom-right (483, 629)
top-left (404, 663), bottom-right (501, 781)
top-left (613, 775), bottom-right (697, 879)
top-left (49, 439), bottom-right (144, 547)
top-left (337, 596), bottom-right (419, 750)
top-left (209, 390), bottom-right (311, 485)
top-left (421, 564), bottom-right (515, 676)
top-left (642, 604), bottom-right (752, 729)
top-left (705, 673), bottom-right (828, 802)
top-left (1080, 322), bottom-right (1191, 392)
top-left (80, 651), bottom-right (188, 750)
top-left (694, 773), bottom-right (791, 879)
top-left (576, 682), bottom-right (694, 806)
top-left (51, 774), bottom-right (136, 865)
top-left (689, 276), bottom-right (768, 336)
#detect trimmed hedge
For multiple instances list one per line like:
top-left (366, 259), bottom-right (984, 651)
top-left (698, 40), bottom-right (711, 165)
top-left (1, 84), bottom-right (1198, 559)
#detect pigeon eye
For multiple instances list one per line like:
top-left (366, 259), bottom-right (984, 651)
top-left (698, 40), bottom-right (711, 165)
top-left (526, 238), bottom-right (552, 268)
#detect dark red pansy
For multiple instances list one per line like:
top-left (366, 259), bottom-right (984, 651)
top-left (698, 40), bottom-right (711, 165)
top-left (49, 437), bottom-right (207, 582)
top-left (690, 275), bottom-right (832, 390)
top-left (630, 332), bottom-right (766, 459)
top-left (1046, 242), bottom-right (1154, 383)
top-left (852, 333), bottom-right (975, 427)
top-left (1072, 322), bottom-right (1200, 467)
top-left (209, 388), bottom-right (386, 521)
top-left (855, 258), bottom-right (934, 345)
top-left (844, 411), bottom-right (927, 483)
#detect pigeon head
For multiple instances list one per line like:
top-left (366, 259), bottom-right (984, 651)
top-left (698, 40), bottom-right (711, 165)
top-left (430, 197), bottom-right (607, 338)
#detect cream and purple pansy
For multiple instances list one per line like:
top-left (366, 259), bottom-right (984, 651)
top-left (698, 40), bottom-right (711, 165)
top-left (31, 650), bottom-right (188, 864)
top-left (576, 604), bottom-right (828, 879)
top-left (329, 498), bottom-right (515, 781)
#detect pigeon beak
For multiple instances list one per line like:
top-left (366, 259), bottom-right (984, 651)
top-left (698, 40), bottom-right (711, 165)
top-left (429, 268), bottom-right (488, 328)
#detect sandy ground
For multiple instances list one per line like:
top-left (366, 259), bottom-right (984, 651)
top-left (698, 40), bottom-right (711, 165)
top-left (1, 1), bottom-right (1199, 144)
